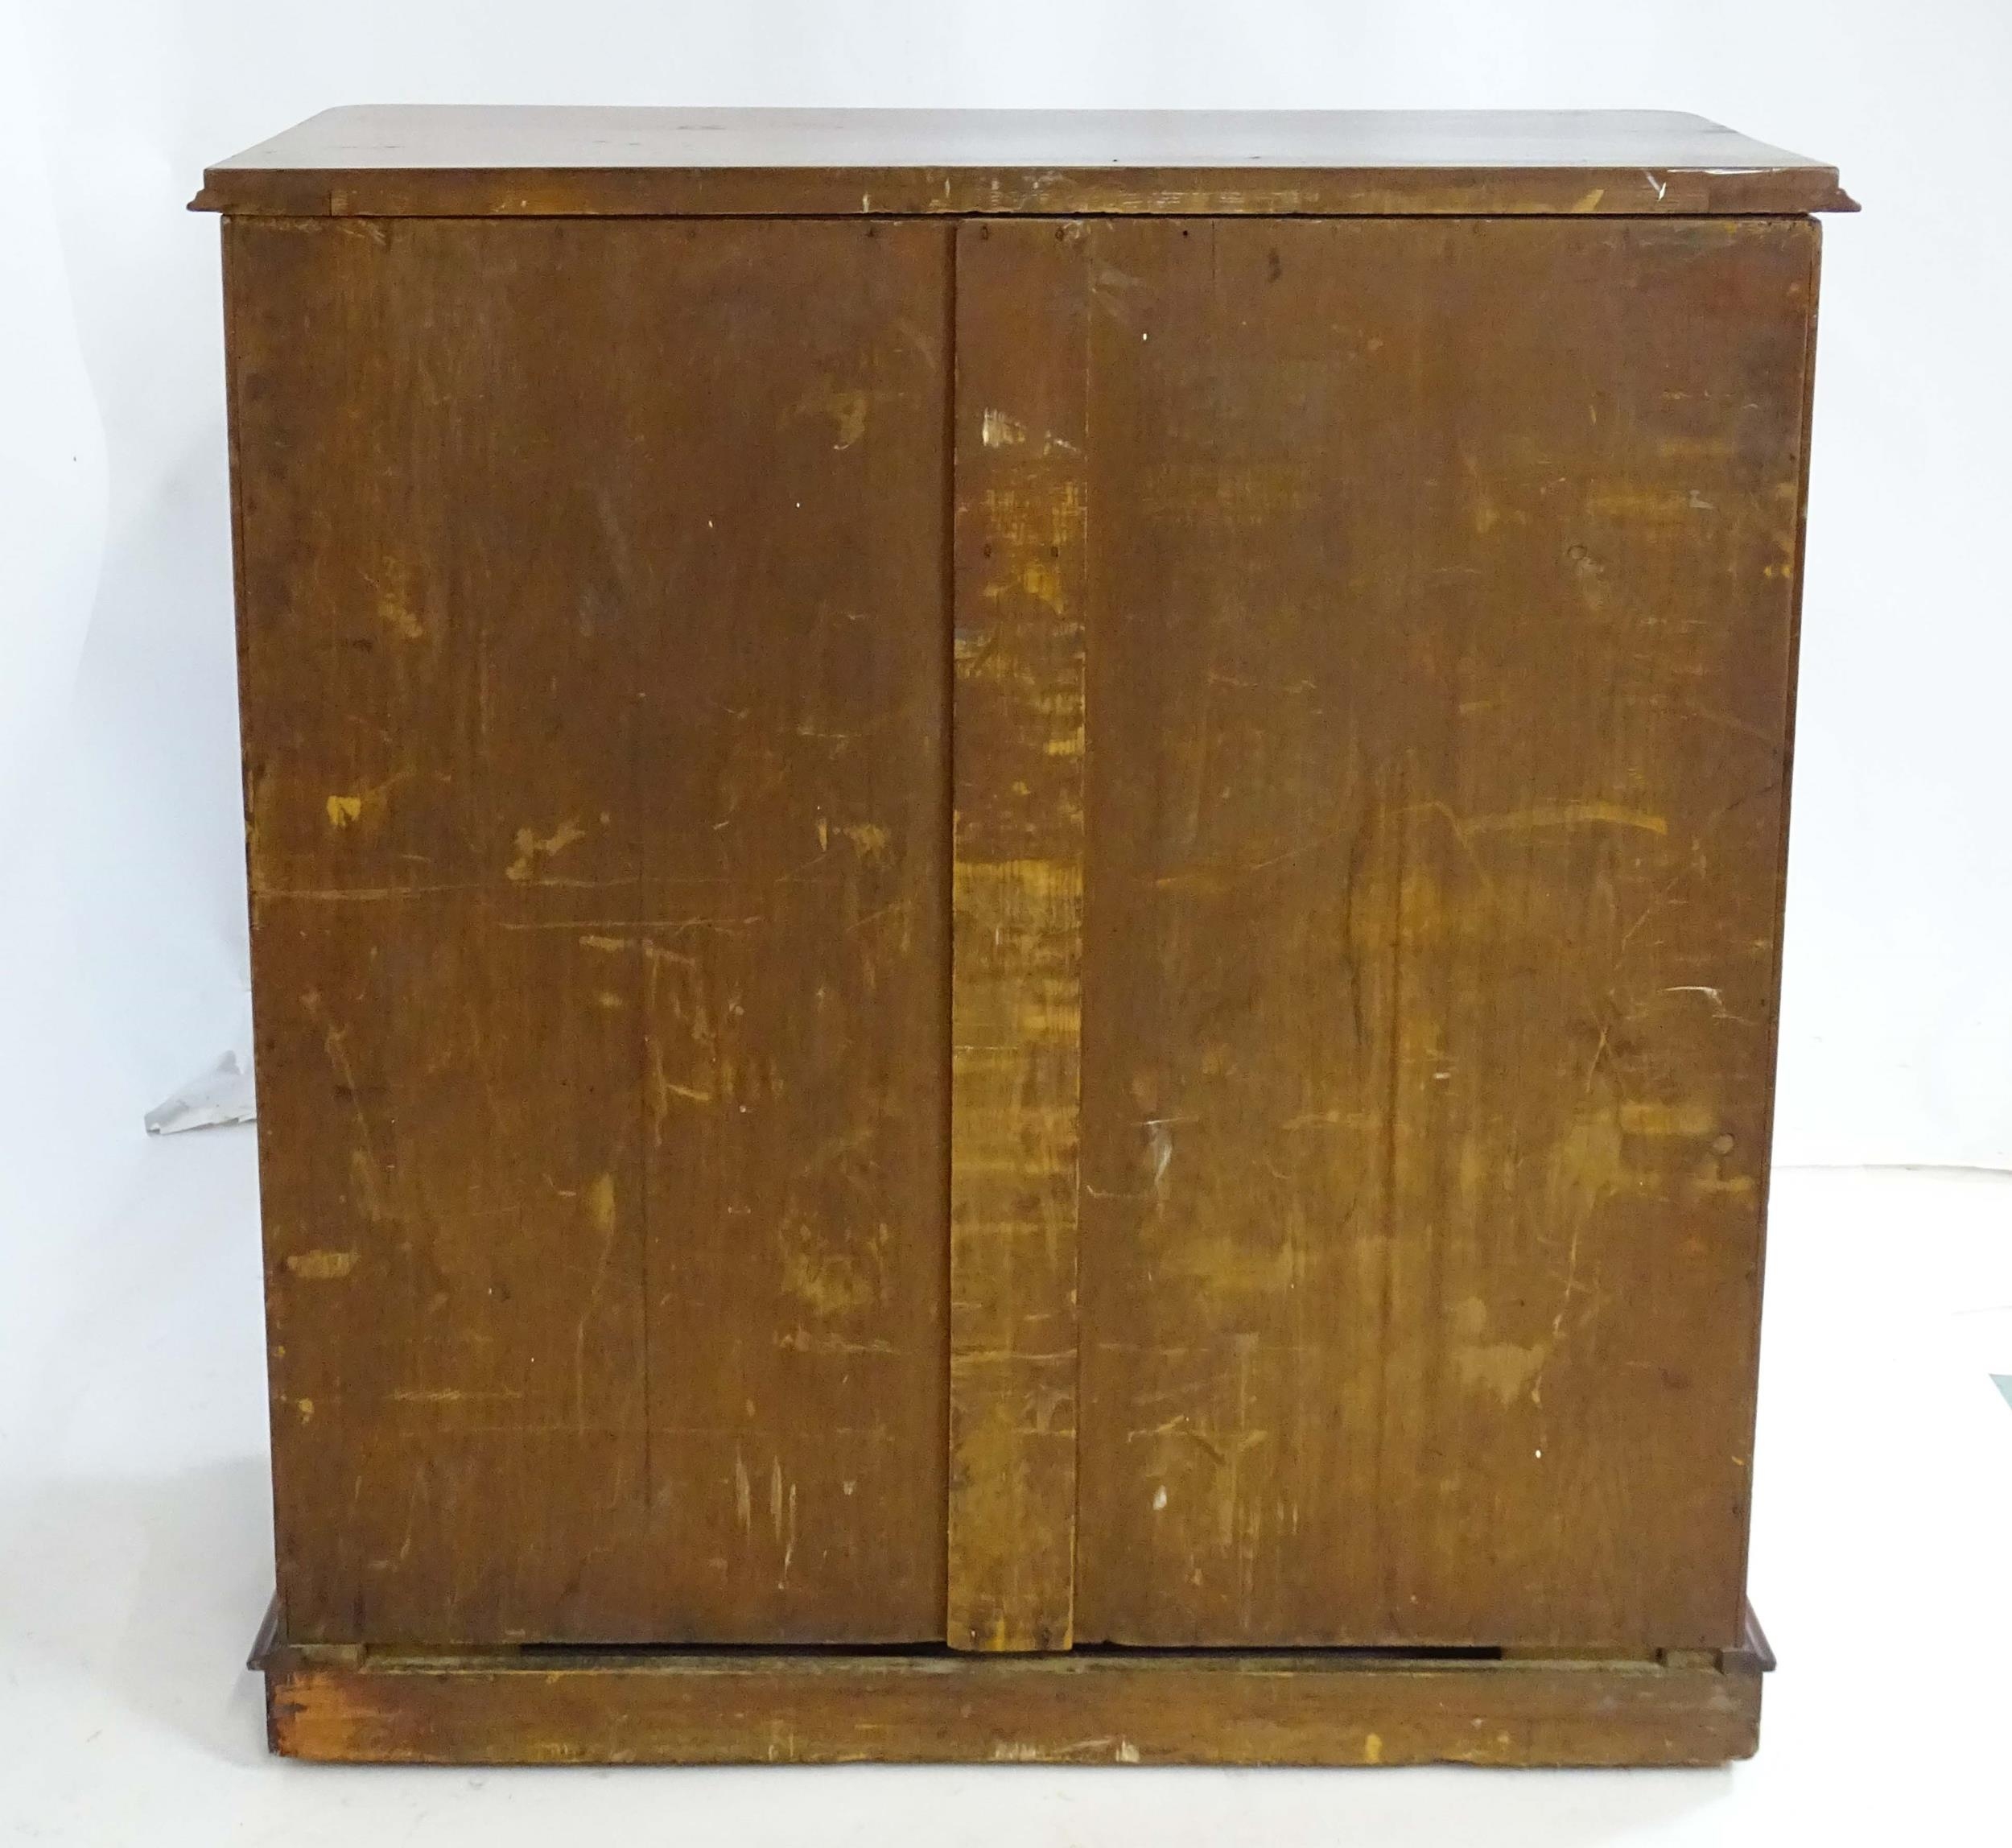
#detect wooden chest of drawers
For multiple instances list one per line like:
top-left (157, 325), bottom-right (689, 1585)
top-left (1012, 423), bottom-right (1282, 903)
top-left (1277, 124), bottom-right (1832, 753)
top-left (194, 106), bottom-right (1851, 1765)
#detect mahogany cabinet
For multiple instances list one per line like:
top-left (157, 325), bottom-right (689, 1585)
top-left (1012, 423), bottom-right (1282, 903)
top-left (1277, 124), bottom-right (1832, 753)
top-left (194, 107), bottom-right (1853, 1765)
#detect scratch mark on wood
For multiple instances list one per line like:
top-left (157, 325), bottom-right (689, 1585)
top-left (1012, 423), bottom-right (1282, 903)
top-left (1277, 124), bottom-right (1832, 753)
top-left (1462, 801), bottom-right (1668, 838)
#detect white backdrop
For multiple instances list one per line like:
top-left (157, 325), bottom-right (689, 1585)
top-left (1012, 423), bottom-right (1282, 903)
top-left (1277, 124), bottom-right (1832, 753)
top-left (3, 5), bottom-right (2009, 1840)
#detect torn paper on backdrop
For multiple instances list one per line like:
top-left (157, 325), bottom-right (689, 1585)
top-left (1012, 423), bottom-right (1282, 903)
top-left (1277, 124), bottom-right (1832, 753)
top-left (143, 1048), bottom-right (257, 1134)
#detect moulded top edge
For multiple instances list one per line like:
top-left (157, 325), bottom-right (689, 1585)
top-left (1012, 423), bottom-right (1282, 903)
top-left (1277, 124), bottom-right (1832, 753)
top-left (191, 106), bottom-right (1857, 218)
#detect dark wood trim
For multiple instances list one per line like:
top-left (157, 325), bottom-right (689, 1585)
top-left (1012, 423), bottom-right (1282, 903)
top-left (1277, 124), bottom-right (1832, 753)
top-left (188, 107), bottom-right (1856, 221)
top-left (257, 1622), bottom-right (1767, 1766)
top-left (245, 1594), bottom-right (282, 1673)
top-left (192, 163), bottom-right (1854, 221)
top-left (1733, 1602), bottom-right (1778, 1675)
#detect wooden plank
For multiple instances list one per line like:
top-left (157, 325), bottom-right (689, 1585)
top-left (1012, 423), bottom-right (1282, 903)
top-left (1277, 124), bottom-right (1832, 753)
top-left (945, 221), bottom-right (1090, 1652)
top-left (622, 219), bottom-right (954, 1644)
top-left (1072, 217), bottom-right (1818, 1650)
top-left (262, 1633), bottom-right (1765, 1766)
top-left (1725, 221), bottom-right (1824, 1623)
top-left (230, 216), bottom-right (953, 1645)
top-left (190, 107), bottom-right (1857, 220)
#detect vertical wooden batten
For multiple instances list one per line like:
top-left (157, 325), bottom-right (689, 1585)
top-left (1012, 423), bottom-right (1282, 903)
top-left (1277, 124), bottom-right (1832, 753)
top-left (946, 221), bottom-right (1091, 1652)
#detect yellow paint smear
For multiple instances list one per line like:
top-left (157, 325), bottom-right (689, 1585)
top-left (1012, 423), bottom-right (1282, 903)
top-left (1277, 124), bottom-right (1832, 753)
top-left (1466, 801), bottom-right (1668, 838)
top-left (1449, 1297), bottom-right (1549, 1405)
top-left (1618, 1101), bottom-right (1717, 1137)
top-left (1157, 1237), bottom-right (1305, 1295)
top-left (506, 819), bottom-right (587, 881)
top-left (390, 1388), bottom-right (523, 1405)
top-left (779, 1218), bottom-right (887, 1318)
top-left (801, 382), bottom-right (868, 450)
top-left (286, 1249), bottom-right (358, 1281)
top-left (953, 856), bottom-right (1084, 909)
top-left (1453, 1339), bottom-right (1549, 1407)
top-left (1020, 557), bottom-right (1066, 613)
top-left (378, 594), bottom-right (424, 641)
top-left (839, 821), bottom-right (891, 863)
top-left (980, 408), bottom-right (1028, 448)
top-left (367, 559), bottom-right (426, 639)
top-left (1585, 485), bottom-right (1713, 523)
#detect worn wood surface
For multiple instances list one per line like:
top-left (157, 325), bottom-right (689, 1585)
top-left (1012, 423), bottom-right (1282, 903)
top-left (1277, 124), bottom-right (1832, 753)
top-left (1071, 217), bottom-right (1818, 1651)
top-left (261, 1631), bottom-right (1764, 1766)
top-left (232, 216), bottom-right (954, 1645)
top-left (207, 98), bottom-right (1841, 1751)
top-left (191, 106), bottom-right (1856, 219)
top-left (945, 221), bottom-right (1090, 1652)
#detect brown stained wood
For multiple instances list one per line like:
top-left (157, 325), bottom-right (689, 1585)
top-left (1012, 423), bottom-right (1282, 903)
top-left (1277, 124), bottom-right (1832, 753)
top-left (204, 101), bottom-right (1845, 1761)
top-left (231, 215), bottom-right (954, 1644)
top-left (1072, 217), bottom-right (1818, 1651)
top-left (945, 221), bottom-right (1090, 1652)
top-left (190, 107), bottom-right (1857, 220)
top-left (261, 1634), bottom-right (1763, 1766)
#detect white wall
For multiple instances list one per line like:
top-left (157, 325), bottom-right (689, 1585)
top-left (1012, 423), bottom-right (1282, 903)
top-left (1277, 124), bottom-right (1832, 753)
top-left (6, 0), bottom-right (2009, 1185)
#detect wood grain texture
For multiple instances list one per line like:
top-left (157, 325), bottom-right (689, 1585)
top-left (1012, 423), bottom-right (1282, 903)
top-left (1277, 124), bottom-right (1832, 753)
top-left (206, 101), bottom-right (1843, 1755)
top-left (190, 106), bottom-right (1856, 219)
top-left (1071, 217), bottom-right (1819, 1651)
top-left (945, 221), bottom-right (1090, 1652)
top-left (262, 1632), bottom-right (1765, 1766)
top-left (230, 215), bottom-right (954, 1645)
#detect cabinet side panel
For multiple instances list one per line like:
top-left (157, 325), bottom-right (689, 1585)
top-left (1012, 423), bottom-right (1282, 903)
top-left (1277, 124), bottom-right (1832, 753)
top-left (230, 217), bottom-right (952, 1644)
top-left (945, 221), bottom-right (1091, 1651)
top-left (1074, 217), bottom-right (1815, 1648)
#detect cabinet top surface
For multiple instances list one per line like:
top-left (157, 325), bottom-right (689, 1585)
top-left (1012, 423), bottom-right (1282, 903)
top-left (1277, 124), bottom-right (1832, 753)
top-left (192, 106), bottom-right (1854, 218)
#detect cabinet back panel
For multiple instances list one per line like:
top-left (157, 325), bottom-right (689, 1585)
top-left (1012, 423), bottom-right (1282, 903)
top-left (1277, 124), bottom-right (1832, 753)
top-left (1073, 217), bottom-right (1814, 1648)
top-left (231, 217), bottom-right (954, 1644)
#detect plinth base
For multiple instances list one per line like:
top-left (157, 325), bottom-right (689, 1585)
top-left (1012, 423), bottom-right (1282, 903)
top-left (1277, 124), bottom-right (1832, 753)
top-left (254, 1603), bottom-right (1771, 1767)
